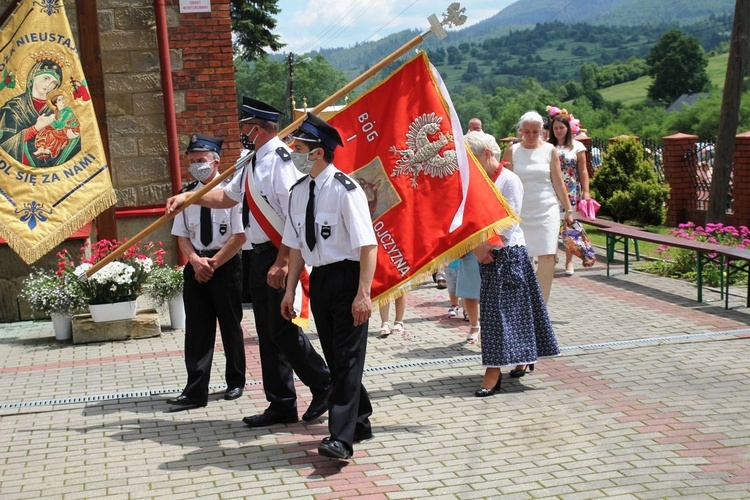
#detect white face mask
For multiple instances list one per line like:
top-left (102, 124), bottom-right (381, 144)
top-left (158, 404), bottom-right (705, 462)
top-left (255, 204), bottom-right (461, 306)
top-left (189, 161), bottom-right (213, 182)
top-left (290, 148), bottom-right (319, 175)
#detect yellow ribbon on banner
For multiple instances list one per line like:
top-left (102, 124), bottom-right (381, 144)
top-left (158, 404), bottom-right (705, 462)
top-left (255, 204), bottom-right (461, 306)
top-left (0, 0), bottom-right (116, 263)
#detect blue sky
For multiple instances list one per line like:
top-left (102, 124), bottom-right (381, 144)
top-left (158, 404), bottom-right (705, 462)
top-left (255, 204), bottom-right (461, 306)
top-left (272, 0), bottom-right (515, 54)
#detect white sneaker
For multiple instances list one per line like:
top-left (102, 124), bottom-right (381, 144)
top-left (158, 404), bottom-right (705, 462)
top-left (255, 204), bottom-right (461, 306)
top-left (447, 305), bottom-right (459, 318)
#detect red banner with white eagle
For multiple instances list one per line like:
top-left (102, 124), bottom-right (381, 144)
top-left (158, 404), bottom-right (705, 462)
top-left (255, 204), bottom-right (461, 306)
top-left (327, 52), bottom-right (518, 304)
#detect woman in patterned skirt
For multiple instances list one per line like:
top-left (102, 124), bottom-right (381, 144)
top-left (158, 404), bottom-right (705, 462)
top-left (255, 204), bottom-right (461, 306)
top-left (465, 132), bottom-right (560, 396)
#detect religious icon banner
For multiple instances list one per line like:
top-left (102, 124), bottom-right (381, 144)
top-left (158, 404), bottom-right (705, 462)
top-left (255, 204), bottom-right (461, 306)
top-left (0, 0), bottom-right (116, 263)
top-left (327, 52), bottom-right (519, 304)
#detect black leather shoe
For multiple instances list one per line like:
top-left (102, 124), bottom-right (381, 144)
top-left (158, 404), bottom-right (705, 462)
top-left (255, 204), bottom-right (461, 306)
top-left (224, 387), bottom-right (244, 400)
top-left (353, 428), bottom-right (373, 443)
top-left (318, 438), bottom-right (352, 460)
top-left (242, 410), bottom-right (298, 427)
top-left (302, 392), bottom-right (329, 422)
top-left (167, 395), bottom-right (207, 409)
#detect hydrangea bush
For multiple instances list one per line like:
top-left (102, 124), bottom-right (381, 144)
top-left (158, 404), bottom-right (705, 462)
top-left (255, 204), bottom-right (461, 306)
top-left (644, 222), bottom-right (750, 286)
top-left (19, 269), bottom-right (87, 317)
top-left (60, 239), bottom-right (165, 305)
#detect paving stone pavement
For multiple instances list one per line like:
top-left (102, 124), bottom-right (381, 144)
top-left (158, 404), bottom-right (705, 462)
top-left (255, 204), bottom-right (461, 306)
top-left (1, 250), bottom-right (749, 499)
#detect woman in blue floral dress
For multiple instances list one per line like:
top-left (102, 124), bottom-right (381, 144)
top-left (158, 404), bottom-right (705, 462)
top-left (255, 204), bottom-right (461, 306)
top-left (549, 115), bottom-right (590, 275)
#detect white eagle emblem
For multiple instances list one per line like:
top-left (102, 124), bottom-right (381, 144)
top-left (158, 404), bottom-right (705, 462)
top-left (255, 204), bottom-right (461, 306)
top-left (389, 113), bottom-right (458, 188)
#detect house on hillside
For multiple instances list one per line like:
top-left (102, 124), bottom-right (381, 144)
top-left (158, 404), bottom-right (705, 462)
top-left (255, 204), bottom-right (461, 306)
top-left (666, 93), bottom-right (709, 114)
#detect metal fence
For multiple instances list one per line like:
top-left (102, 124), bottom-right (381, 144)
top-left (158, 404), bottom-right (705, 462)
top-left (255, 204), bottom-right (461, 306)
top-left (682, 137), bottom-right (733, 214)
top-left (589, 136), bottom-right (736, 217)
top-left (589, 137), bottom-right (664, 183)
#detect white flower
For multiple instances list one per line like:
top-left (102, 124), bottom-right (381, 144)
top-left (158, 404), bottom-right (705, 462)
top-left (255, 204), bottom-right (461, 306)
top-left (74, 263), bottom-right (93, 275)
top-left (92, 262), bottom-right (135, 285)
top-left (136, 257), bottom-right (153, 273)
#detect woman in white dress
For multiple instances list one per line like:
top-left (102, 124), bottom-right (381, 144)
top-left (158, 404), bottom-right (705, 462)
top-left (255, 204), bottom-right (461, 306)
top-left (502, 111), bottom-right (574, 304)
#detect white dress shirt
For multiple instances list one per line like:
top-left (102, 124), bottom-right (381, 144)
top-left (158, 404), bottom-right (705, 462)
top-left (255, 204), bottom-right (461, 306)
top-left (224, 137), bottom-right (302, 247)
top-left (172, 180), bottom-right (244, 251)
top-left (494, 167), bottom-right (526, 248)
top-left (282, 163), bottom-right (377, 267)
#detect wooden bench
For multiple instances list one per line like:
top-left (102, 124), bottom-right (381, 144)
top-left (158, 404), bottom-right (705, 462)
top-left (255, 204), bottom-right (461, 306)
top-left (574, 215), bottom-right (643, 262)
top-left (598, 225), bottom-right (750, 309)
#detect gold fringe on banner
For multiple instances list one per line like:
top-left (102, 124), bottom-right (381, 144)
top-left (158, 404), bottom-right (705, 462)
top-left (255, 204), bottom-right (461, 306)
top-left (3, 190), bottom-right (116, 263)
top-left (373, 215), bottom-right (519, 309)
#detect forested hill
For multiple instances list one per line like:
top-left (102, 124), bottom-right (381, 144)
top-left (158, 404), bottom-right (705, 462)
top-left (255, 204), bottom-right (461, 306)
top-left (311, 0), bottom-right (734, 75)
top-left (425, 17), bottom-right (732, 92)
top-left (462, 0), bottom-right (734, 38)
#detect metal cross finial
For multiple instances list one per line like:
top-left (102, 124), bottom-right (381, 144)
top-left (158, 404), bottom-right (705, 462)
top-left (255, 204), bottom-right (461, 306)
top-left (427, 3), bottom-right (467, 40)
top-left (442, 3), bottom-right (467, 28)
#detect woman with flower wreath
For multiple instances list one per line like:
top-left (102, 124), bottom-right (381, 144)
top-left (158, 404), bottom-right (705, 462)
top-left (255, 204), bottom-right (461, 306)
top-left (548, 114), bottom-right (590, 276)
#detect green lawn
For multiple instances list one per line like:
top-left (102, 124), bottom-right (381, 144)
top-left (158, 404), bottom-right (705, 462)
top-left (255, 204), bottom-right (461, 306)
top-left (598, 75), bottom-right (654, 106)
top-left (598, 52), bottom-right (729, 105)
top-left (583, 223), bottom-right (672, 260)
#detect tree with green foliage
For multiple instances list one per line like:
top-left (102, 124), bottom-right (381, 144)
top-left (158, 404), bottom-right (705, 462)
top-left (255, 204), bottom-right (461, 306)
top-left (485, 78), bottom-right (558, 137)
top-left (646, 29), bottom-right (710, 104)
top-left (234, 55), bottom-right (348, 119)
top-left (591, 139), bottom-right (669, 225)
top-left (230, 0), bottom-right (284, 61)
top-left (461, 62), bottom-right (480, 83)
top-left (447, 46), bottom-right (463, 65)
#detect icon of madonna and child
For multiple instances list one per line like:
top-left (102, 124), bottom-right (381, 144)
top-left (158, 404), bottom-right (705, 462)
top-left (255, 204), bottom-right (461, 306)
top-left (0, 59), bottom-right (82, 168)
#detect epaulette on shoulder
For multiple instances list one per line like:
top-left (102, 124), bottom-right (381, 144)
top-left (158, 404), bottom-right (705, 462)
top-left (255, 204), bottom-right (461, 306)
top-left (179, 180), bottom-right (199, 193)
top-left (290, 175), bottom-right (309, 191)
top-left (276, 147), bottom-right (291, 162)
top-left (334, 171), bottom-right (357, 191)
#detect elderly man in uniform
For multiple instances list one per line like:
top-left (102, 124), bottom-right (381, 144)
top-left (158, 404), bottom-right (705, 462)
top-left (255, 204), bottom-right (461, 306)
top-left (281, 113), bottom-right (378, 461)
top-left (166, 99), bottom-right (331, 426)
top-left (167, 134), bottom-right (247, 410)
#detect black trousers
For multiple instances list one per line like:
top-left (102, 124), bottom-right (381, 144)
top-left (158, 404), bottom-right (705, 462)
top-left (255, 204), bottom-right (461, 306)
top-left (248, 246), bottom-right (330, 415)
top-left (241, 250), bottom-right (253, 303)
top-left (182, 253), bottom-right (246, 404)
top-left (310, 260), bottom-right (372, 452)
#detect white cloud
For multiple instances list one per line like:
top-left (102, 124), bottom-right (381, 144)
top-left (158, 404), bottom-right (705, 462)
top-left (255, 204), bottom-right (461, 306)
top-left (276, 1), bottom-right (513, 54)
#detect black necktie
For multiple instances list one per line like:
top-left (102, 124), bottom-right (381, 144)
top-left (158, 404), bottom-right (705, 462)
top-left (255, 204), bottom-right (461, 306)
top-left (305, 180), bottom-right (316, 251)
top-left (243, 156), bottom-right (256, 228)
top-left (242, 196), bottom-right (249, 228)
top-left (200, 207), bottom-right (212, 247)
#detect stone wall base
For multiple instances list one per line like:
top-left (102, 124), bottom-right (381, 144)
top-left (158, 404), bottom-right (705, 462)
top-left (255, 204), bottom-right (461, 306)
top-left (72, 308), bottom-right (161, 344)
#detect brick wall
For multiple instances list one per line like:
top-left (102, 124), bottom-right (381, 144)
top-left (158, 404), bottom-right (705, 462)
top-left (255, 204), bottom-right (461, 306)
top-left (725, 132), bottom-right (750, 228)
top-left (98, 0), bottom-right (175, 208)
top-left (167, 0), bottom-right (241, 178)
top-left (662, 133), bottom-right (698, 227)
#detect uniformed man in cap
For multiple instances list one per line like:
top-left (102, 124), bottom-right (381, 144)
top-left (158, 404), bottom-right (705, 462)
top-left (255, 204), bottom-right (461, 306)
top-left (281, 113), bottom-right (378, 460)
top-left (167, 134), bottom-right (247, 410)
top-left (165, 99), bottom-right (331, 426)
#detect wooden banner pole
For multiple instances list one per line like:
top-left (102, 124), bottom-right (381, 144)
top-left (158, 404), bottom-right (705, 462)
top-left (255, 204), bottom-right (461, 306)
top-left (80, 3), bottom-right (467, 279)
